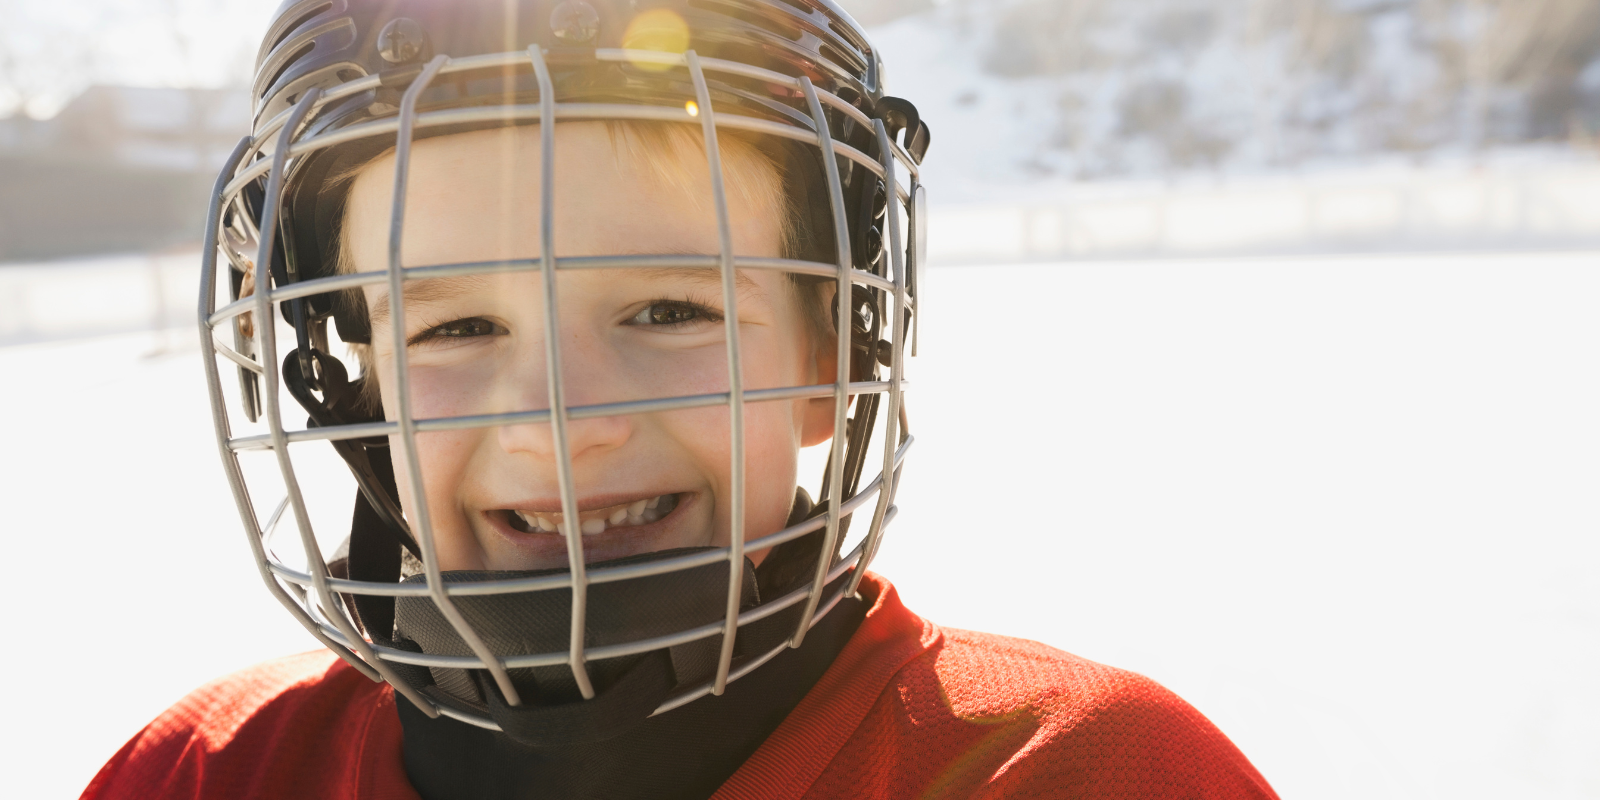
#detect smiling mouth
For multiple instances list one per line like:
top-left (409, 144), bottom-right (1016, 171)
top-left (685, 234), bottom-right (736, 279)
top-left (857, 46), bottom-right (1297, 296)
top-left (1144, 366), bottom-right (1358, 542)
top-left (503, 493), bottom-right (682, 536)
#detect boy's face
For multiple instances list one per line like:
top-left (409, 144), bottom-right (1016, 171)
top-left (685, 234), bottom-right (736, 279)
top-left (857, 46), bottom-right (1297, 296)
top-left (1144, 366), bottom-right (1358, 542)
top-left (343, 123), bottom-right (837, 572)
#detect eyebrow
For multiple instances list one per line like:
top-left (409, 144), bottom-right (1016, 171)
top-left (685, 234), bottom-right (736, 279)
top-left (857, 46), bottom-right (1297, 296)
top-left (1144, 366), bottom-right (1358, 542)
top-left (365, 265), bottom-right (765, 329)
top-left (631, 266), bottom-right (763, 296)
top-left (367, 274), bottom-right (492, 330)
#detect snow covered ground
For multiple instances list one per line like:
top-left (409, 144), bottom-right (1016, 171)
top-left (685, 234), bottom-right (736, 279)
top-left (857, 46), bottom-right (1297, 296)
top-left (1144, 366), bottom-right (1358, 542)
top-left (5, 251), bottom-right (1600, 798)
top-left (0, 251), bottom-right (197, 346)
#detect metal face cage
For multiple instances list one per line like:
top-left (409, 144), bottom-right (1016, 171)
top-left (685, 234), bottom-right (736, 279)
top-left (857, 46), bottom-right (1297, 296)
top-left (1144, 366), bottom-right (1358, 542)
top-left (198, 45), bottom-right (926, 733)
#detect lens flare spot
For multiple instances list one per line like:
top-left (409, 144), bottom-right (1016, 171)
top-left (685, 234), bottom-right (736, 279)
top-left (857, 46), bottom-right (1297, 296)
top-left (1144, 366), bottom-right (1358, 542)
top-left (623, 9), bottom-right (690, 71)
top-left (685, 100), bottom-right (699, 117)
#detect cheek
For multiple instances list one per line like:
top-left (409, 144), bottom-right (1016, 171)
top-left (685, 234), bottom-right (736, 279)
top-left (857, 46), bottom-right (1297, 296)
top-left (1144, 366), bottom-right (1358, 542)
top-left (743, 315), bottom-right (815, 390)
top-left (374, 362), bottom-right (487, 516)
top-left (615, 342), bottom-right (729, 399)
top-left (666, 400), bottom-right (800, 535)
top-left (740, 403), bottom-right (802, 533)
top-left (647, 330), bottom-right (807, 476)
top-left (374, 342), bottom-right (511, 425)
top-left (653, 328), bottom-right (810, 533)
top-left (387, 429), bottom-right (481, 513)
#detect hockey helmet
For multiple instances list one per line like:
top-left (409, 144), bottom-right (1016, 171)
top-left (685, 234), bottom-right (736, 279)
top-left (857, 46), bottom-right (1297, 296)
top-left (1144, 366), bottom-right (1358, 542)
top-left (199, 0), bottom-right (929, 741)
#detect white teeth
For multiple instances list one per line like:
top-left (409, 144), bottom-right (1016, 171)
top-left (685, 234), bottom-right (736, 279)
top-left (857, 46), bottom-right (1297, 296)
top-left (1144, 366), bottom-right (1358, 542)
top-left (513, 494), bottom-right (673, 535)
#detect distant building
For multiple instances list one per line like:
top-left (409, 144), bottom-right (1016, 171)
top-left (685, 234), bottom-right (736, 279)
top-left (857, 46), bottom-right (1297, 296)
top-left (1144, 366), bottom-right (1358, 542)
top-left (0, 115), bottom-right (55, 152)
top-left (0, 86), bottom-right (249, 261)
top-left (0, 85), bottom-right (250, 172)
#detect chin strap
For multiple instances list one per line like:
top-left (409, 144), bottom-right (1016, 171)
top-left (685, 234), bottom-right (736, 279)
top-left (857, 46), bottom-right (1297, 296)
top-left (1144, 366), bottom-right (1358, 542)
top-left (284, 347), bottom-right (420, 560)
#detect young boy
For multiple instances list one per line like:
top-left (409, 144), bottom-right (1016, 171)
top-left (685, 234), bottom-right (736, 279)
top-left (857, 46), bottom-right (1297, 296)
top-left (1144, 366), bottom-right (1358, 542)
top-left (84, 1), bottom-right (1279, 798)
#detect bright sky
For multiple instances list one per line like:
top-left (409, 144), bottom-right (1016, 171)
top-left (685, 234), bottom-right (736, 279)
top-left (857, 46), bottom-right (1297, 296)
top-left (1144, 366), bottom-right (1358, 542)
top-left (0, 0), bottom-right (271, 117)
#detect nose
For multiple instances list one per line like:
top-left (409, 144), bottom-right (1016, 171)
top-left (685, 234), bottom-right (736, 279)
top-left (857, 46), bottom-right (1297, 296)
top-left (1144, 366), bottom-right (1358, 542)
top-left (496, 345), bottom-right (633, 463)
top-left (499, 407), bottom-right (633, 462)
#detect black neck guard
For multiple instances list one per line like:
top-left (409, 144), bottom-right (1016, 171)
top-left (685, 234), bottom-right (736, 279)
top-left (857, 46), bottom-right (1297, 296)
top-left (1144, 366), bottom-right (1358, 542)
top-left (395, 577), bottom-right (866, 800)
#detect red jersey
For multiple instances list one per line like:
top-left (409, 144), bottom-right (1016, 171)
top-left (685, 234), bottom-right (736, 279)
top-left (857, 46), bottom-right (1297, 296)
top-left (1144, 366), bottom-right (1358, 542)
top-left (83, 575), bottom-right (1277, 799)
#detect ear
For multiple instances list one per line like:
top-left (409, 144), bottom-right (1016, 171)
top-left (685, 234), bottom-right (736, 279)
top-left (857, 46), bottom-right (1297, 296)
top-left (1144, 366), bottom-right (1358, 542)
top-left (800, 325), bottom-right (843, 448)
top-left (801, 398), bottom-right (840, 447)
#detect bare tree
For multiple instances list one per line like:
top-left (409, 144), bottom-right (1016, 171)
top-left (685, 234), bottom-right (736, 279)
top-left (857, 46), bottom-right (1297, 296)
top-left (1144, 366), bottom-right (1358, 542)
top-left (981, 0), bottom-right (1115, 77)
top-left (1417, 0), bottom-right (1600, 145)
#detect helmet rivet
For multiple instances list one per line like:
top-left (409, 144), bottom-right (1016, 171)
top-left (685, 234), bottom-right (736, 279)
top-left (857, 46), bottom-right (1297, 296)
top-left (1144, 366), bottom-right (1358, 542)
top-left (867, 225), bottom-right (885, 265)
top-left (377, 18), bottom-right (428, 64)
top-left (551, 0), bottom-right (601, 44)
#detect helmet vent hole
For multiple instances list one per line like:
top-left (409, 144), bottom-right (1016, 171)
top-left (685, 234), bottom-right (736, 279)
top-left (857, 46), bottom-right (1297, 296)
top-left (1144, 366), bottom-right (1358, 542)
top-left (263, 2), bottom-right (333, 61)
top-left (818, 42), bottom-right (864, 75)
top-left (827, 20), bottom-right (870, 61)
top-left (263, 41), bottom-right (316, 95)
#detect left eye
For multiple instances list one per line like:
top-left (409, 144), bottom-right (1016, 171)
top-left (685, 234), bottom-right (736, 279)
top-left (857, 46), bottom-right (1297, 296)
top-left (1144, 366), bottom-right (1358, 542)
top-left (630, 301), bottom-right (720, 327)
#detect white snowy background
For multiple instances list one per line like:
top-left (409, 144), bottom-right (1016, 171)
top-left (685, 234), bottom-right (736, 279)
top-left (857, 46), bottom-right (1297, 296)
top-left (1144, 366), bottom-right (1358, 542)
top-left (3, 0), bottom-right (1600, 798)
top-left (6, 251), bottom-right (1600, 799)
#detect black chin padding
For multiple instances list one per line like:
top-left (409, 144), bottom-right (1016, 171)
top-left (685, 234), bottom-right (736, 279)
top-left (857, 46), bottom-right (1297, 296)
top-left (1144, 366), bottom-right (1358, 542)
top-left (473, 650), bottom-right (676, 748)
top-left (393, 570), bottom-right (868, 800)
top-left (392, 548), bottom-right (763, 746)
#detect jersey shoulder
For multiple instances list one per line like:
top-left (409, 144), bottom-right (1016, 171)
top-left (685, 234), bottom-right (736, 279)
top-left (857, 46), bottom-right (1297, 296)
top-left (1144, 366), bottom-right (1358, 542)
top-left (80, 651), bottom-right (411, 800)
top-left (808, 626), bottom-right (1279, 800)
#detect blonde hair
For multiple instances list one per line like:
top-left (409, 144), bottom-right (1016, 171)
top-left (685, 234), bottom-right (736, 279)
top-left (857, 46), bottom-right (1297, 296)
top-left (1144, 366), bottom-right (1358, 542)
top-left (601, 121), bottom-right (803, 259)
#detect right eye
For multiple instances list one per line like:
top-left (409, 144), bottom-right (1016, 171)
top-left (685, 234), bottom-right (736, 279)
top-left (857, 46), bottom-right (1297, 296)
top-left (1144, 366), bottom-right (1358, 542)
top-left (627, 300), bottom-right (724, 330)
top-left (409, 317), bottom-right (506, 347)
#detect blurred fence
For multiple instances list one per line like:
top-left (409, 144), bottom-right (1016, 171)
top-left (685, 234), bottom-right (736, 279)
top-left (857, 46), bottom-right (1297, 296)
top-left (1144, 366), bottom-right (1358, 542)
top-left (931, 161), bottom-right (1600, 263)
